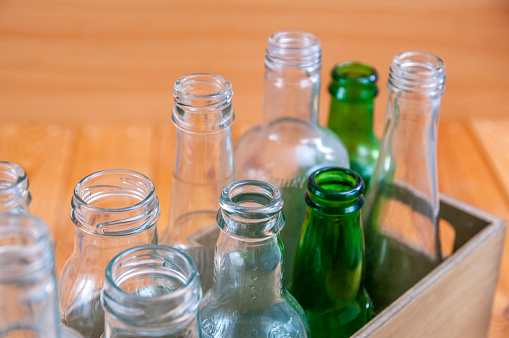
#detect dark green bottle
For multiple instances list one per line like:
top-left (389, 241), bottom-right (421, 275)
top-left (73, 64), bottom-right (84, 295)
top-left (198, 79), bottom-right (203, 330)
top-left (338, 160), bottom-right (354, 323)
top-left (290, 167), bottom-right (373, 337)
top-left (327, 62), bottom-right (379, 189)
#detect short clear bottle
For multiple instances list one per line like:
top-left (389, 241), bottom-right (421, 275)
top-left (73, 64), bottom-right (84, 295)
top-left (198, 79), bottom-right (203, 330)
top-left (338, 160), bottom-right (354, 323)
top-left (200, 180), bottom-right (309, 337)
top-left (0, 161), bottom-right (31, 213)
top-left (59, 169), bottom-right (160, 338)
top-left (101, 244), bottom-right (202, 337)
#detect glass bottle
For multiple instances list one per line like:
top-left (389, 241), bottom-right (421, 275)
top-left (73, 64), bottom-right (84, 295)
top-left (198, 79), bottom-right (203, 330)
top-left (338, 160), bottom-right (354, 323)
top-left (160, 73), bottom-right (236, 293)
top-left (0, 161), bottom-right (31, 213)
top-left (234, 31), bottom-right (349, 286)
top-left (290, 167), bottom-right (373, 337)
top-left (362, 51), bottom-right (445, 311)
top-left (0, 213), bottom-right (81, 337)
top-left (200, 180), bottom-right (309, 337)
top-left (327, 62), bottom-right (380, 189)
top-left (60, 169), bottom-right (160, 338)
top-left (101, 244), bottom-right (202, 337)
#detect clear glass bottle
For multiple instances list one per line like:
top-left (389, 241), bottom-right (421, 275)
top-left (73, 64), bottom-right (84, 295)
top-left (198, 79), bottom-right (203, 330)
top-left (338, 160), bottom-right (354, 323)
top-left (60, 169), bottom-right (160, 338)
top-left (327, 62), bottom-right (380, 189)
top-left (0, 161), bottom-right (31, 213)
top-left (362, 51), bottom-right (445, 311)
top-left (160, 73), bottom-right (236, 292)
top-left (200, 180), bottom-right (309, 337)
top-left (101, 244), bottom-right (202, 337)
top-left (290, 167), bottom-right (373, 337)
top-left (234, 31), bottom-right (349, 286)
top-left (0, 213), bottom-right (81, 337)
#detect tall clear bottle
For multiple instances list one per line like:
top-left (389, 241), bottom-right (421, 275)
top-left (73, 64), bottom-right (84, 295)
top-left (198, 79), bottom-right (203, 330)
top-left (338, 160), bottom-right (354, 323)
top-left (327, 62), bottom-right (380, 189)
top-left (362, 51), bottom-right (445, 311)
top-left (200, 180), bottom-right (309, 337)
top-left (101, 245), bottom-right (202, 337)
top-left (0, 214), bottom-right (81, 337)
top-left (60, 169), bottom-right (160, 338)
top-left (234, 31), bottom-right (349, 286)
top-left (291, 167), bottom-right (373, 337)
top-left (160, 73), bottom-right (236, 293)
top-left (0, 161), bottom-right (31, 214)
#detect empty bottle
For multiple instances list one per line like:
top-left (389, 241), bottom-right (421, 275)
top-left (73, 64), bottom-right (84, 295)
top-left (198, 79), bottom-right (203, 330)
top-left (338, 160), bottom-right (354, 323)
top-left (0, 161), bottom-right (31, 213)
top-left (234, 31), bottom-right (349, 287)
top-left (363, 51), bottom-right (445, 311)
top-left (291, 167), bottom-right (373, 337)
top-left (327, 62), bottom-right (380, 189)
top-left (160, 73), bottom-right (236, 292)
top-left (200, 180), bottom-right (309, 337)
top-left (60, 169), bottom-right (160, 338)
top-left (101, 244), bottom-right (202, 337)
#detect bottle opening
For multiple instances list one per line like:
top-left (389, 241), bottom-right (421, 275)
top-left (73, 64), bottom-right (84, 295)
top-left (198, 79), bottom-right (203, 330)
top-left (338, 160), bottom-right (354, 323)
top-left (0, 161), bottom-right (31, 212)
top-left (388, 51), bottom-right (445, 94)
top-left (0, 214), bottom-right (53, 282)
top-left (72, 170), bottom-right (160, 236)
top-left (102, 245), bottom-right (201, 327)
top-left (332, 62), bottom-right (378, 85)
top-left (265, 31), bottom-right (321, 70)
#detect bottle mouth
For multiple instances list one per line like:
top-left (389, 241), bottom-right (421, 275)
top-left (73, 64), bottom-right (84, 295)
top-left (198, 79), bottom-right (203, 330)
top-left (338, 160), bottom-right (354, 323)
top-left (71, 169), bottom-right (160, 236)
top-left (329, 62), bottom-right (378, 100)
top-left (173, 73), bottom-right (234, 132)
top-left (265, 31), bottom-right (321, 70)
top-left (218, 180), bottom-right (284, 239)
top-left (388, 51), bottom-right (445, 94)
top-left (306, 167), bottom-right (365, 214)
top-left (102, 245), bottom-right (201, 328)
top-left (0, 161), bottom-right (31, 212)
top-left (0, 214), bottom-right (54, 283)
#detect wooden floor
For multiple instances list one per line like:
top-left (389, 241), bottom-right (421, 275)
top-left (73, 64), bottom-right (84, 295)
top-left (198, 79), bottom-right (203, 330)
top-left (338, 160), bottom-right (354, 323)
top-left (1, 0), bottom-right (509, 336)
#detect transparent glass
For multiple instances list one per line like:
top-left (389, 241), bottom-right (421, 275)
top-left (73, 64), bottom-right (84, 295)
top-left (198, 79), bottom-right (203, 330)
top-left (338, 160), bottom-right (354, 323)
top-left (200, 180), bottom-right (309, 337)
top-left (234, 31), bottom-right (349, 287)
top-left (0, 161), bottom-right (31, 214)
top-left (60, 170), bottom-right (160, 338)
top-left (327, 62), bottom-right (380, 189)
top-left (160, 73), bottom-right (235, 293)
top-left (0, 214), bottom-right (81, 338)
top-left (290, 167), bottom-right (373, 337)
top-left (101, 245), bottom-right (202, 337)
top-left (362, 51), bottom-right (445, 311)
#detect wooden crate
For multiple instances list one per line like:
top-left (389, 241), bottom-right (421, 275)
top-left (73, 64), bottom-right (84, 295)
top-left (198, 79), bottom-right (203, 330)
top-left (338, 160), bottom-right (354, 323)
top-left (354, 194), bottom-right (506, 338)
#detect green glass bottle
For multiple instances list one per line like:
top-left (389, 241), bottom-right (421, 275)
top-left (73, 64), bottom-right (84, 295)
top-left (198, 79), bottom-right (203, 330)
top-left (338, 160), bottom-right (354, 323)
top-left (290, 167), bottom-right (373, 337)
top-left (327, 62), bottom-right (379, 189)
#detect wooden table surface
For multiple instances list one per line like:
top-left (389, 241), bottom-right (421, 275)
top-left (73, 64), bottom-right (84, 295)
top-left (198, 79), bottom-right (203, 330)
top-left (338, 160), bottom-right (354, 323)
top-left (1, 0), bottom-right (509, 337)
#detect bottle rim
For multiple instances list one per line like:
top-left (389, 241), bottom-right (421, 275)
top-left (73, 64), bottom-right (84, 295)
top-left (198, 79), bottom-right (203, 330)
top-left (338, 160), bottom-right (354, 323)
top-left (0, 213), bottom-right (54, 282)
top-left (218, 180), bottom-right (284, 239)
top-left (71, 169), bottom-right (160, 236)
top-left (265, 30), bottom-right (321, 70)
top-left (0, 161), bottom-right (31, 212)
top-left (331, 61), bottom-right (378, 85)
top-left (102, 244), bottom-right (201, 326)
top-left (306, 167), bottom-right (365, 214)
top-left (388, 51), bottom-right (445, 94)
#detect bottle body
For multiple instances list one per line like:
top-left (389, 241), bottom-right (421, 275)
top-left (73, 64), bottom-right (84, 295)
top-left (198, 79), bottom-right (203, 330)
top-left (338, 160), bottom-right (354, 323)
top-left (363, 51), bottom-right (445, 311)
top-left (161, 73), bottom-right (236, 293)
top-left (327, 62), bottom-right (380, 188)
top-left (59, 170), bottom-right (159, 338)
top-left (200, 180), bottom-right (309, 337)
top-left (235, 31), bottom-right (349, 287)
top-left (0, 214), bottom-right (60, 337)
top-left (291, 167), bottom-right (373, 337)
top-left (101, 245), bottom-right (202, 337)
top-left (0, 161), bottom-right (31, 213)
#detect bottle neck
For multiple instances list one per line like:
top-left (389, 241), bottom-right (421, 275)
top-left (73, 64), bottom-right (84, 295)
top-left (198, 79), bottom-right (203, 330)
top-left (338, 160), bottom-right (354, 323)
top-left (328, 95), bottom-right (375, 134)
top-left (0, 162), bottom-right (31, 214)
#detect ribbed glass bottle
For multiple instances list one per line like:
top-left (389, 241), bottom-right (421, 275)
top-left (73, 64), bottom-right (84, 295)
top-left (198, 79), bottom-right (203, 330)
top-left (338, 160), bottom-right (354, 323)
top-left (59, 170), bottom-right (160, 338)
top-left (291, 167), bottom-right (373, 337)
top-left (234, 31), bottom-right (349, 287)
top-left (327, 62), bottom-right (380, 189)
top-left (200, 180), bottom-right (309, 337)
top-left (101, 245), bottom-right (202, 337)
top-left (363, 51), bottom-right (445, 311)
top-left (0, 161), bottom-right (31, 214)
top-left (160, 73), bottom-right (235, 293)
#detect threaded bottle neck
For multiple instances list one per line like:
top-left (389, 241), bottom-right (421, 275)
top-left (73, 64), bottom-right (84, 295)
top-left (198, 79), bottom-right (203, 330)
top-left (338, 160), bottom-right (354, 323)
top-left (0, 161), bottom-right (31, 213)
